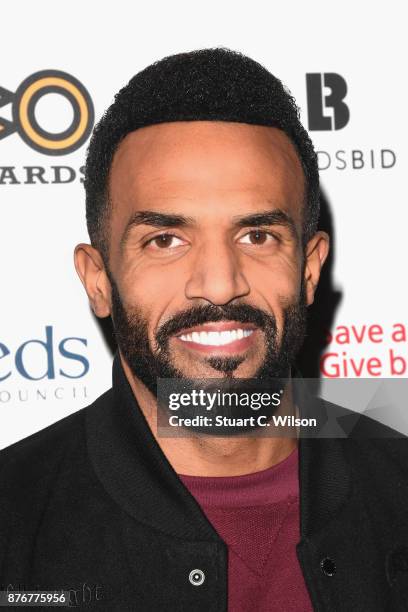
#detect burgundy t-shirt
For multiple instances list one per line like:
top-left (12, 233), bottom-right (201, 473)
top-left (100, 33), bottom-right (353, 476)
top-left (179, 447), bottom-right (313, 611)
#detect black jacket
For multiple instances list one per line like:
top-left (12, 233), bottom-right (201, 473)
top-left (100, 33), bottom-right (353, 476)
top-left (1, 356), bottom-right (408, 611)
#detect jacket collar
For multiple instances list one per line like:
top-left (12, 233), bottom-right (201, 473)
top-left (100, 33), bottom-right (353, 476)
top-left (298, 436), bottom-right (352, 538)
top-left (86, 353), bottom-right (220, 542)
top-left (86, 354), bottom-right (352, 542)
top-left (294, 377), bottom-right (353, 537)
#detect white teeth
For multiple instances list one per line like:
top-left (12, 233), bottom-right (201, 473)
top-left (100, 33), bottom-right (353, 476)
top-left (207, 332), bottom-right (218, 344)
top-left (178, 328), bottom-right (254, 346)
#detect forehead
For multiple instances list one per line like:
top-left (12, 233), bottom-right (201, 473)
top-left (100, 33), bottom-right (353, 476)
top-left (109, 121), bottom-right (305, 221)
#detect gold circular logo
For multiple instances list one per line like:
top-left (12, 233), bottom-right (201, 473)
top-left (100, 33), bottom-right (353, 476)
top-left (13, 70), bottom-right (94, 155)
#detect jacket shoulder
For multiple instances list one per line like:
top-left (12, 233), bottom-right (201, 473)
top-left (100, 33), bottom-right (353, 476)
top-left (0, 389), bottom-right (113, 486)
top-left (327, 400), bottom-right (408, 476)
top-left (0, 389), bottom-right (115, 578)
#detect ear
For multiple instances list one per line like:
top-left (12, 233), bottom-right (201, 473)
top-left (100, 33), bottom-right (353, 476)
top-left (74, 244), bottom-right (111, 318)
top-left (303, 231), bottom-right (330, 306)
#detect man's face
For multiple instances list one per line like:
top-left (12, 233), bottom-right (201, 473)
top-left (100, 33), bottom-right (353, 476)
top-left (93, 122), bottom-right (324, 390)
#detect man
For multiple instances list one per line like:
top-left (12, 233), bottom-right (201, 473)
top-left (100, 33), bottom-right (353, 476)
top-left (1, 48), bottom-right (408, 611)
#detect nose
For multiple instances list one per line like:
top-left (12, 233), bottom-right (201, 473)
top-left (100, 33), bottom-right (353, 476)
top-left (184, 241), bottom-right (250, 305)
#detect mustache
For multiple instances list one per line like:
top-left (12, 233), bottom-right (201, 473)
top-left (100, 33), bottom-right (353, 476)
top-left (155, 303), bottom-right (276, 349)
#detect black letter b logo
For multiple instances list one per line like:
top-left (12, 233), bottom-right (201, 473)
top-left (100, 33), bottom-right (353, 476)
top-left (306, 73), bottom-right (349, 130)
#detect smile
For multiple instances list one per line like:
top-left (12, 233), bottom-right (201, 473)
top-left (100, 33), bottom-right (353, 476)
top-left (178, 328), bottom-right (254, 346)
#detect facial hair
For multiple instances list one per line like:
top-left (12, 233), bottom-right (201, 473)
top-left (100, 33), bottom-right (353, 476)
top-left (111, 280), bottom-right (307, 385)
top-left (110, 279), bottom-right (308, 434)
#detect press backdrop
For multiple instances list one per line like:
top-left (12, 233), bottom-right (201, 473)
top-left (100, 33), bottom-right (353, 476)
top-left (1, 1), bottom-right (406, 447)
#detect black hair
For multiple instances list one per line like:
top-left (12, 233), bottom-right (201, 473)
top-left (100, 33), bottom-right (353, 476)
top-left (84, 47), bottom-right (319, 260)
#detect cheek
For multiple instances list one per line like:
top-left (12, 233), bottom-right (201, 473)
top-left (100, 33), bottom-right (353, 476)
top-left (120, 263), bottom-right (187, 343)
top-left (244, 255), bottom-right (302, 307)
top-left (244, 257), bottom-right (302, 341)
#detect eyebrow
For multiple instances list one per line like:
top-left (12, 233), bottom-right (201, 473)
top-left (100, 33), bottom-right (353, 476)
top-left (232, 210), bottom-right (298, 239)
top-left (120, 210), bottom-right (195, 249)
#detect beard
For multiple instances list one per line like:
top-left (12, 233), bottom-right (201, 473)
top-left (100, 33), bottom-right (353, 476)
top-left (110, 280), bottom-right (308, 434)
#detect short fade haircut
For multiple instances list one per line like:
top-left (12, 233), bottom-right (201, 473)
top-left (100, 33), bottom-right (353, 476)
top-left (84, 47), bottom-right (319, 261)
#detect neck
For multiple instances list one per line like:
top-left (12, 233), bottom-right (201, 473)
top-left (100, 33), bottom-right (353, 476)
top-left (120, 354), bottom-right (298, 477)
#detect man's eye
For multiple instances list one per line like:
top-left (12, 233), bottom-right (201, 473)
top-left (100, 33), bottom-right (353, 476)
top-left (238, 230), bottom-right (277, 246)
top-left (145, 233), bottom-right (185, 249)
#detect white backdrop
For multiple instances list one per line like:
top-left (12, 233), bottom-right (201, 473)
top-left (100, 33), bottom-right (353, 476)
top-left (1, 1), bottom-right (406, 448)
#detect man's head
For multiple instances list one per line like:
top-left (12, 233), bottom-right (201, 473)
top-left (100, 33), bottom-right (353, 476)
top-left (75, 48), bottom-right (329, 393)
